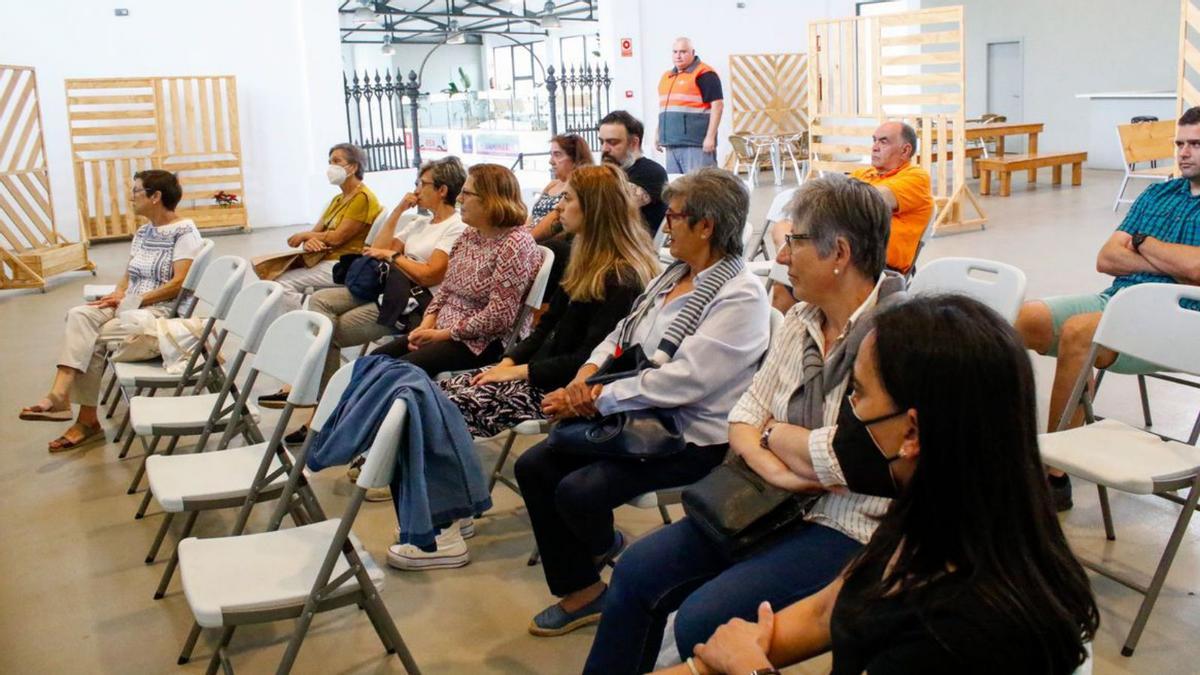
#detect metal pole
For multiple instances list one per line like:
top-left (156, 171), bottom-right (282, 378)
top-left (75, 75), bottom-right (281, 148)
top-left (406, 70), bottom-right (423, 167)
top-left (546, 65), bottom-right (558, 136)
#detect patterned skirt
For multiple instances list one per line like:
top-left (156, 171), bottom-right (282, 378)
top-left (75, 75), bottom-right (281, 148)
top-left (438, 367), bottom-right (547, 438)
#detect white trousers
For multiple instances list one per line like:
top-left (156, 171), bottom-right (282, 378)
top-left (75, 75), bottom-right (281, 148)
top-left (57, 304), bottom-right (169, 406)
top-left (273, 260), bottom-right (338, 312)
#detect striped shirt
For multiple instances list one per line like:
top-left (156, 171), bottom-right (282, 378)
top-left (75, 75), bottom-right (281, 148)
top-left (727, 276), bottom-right (890, 545)
top-left (1106, 177), bottom-right (1200, 309)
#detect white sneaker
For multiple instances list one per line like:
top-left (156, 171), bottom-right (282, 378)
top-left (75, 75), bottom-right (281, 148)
top-left (388, 527), bottom-right (469, 570)
top-left (393, 518), bottom-right (474, 542)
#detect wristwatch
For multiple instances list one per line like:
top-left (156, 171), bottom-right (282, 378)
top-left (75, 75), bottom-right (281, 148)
top-left (1132, 232), bottom-right (1148, 252)
top-left (759, 422), bottom-right (776, 450)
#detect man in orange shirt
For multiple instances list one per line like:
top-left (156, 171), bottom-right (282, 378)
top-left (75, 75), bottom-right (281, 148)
top-left (768, 121), bottom-right (933, 312)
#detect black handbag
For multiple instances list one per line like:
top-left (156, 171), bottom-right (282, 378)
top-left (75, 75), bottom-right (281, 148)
top-left (332, 254), bottom-right (389, 301)
top-left (682, 456), bottom-right (819, 558)
top-left (375, 268), bottom-right (432, 333)
top-left (545, 344), bottom-right (685, 460)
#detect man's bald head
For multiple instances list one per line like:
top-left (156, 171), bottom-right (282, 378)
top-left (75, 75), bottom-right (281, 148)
top-left (672, 38), bottom-right (696, 70)
top-left (870, 121), bottom-right (917, 172)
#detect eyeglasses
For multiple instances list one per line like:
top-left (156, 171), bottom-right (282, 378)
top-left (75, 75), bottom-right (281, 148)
top-left (784, 232), bottom-right (814, 249)
top-left (460, 188), bottom-right (479, 198)
top-left (664, 210), bottom-right (691, 224)
top-left (414, 179), bottom-right (435, 189)
top-left (130, 187), bottom-right (147, 196)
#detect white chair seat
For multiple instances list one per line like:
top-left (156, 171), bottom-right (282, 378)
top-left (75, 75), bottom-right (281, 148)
top-left (130, 392), bottom-right (260, 435)
top-left (179, 519), bottom-right (383, 628)
top-left (145, 443), bottom-right (285, 511)
top-left (84, 283), bottom-right (117, 301)
top-left (113, 359), bottom-right (197, 387)
top-left (1039, 419), bottom-right (1200, 494)
top-left (513, 419), bottom-right (548, 435)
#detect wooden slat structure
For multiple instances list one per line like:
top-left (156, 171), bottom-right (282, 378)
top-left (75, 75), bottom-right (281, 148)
top-left (805, 5), bottom-right (986, 234)
top-left (1179, 0), bottom-right (1200, 114)
top-left (728, 52), bottom-right (810, 135)
top-left (65, 75), bottom-right (247, 242)
top-left (0, 65), bottom-right (94, 290)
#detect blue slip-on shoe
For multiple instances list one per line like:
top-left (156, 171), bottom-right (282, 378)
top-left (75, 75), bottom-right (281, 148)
top-left (528, 588), bottom-right (607, 637)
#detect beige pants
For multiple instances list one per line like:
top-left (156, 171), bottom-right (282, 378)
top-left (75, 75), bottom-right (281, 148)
top-left (274, 260), bottom-right (338, 312)
top-left (57, 304), bottom-right (170, 406)
top-left (307, 286), bottom-right (393, 388)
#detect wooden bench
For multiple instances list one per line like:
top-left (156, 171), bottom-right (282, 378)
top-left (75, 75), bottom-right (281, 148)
top-left (977, 152), bottom-right (1087, 197)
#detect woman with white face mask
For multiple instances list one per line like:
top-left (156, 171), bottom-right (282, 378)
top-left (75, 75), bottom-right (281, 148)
top-left (270, 143), bottom-right (383, 312)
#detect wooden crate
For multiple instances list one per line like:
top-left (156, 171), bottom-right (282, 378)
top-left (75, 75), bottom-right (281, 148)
top-left (0, 64), bottom-right (94, 291)
top-left (65, 75), bottom-right (248, 242)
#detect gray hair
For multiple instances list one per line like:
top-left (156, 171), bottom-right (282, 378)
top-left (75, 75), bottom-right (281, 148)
top-left (419, 156), bottom-right (466, 205)
top-left (788, 174), bottom-right (889, 278)
top-left (328, 142), bottom-right (368, 179)
top-left (662, 167), bottom-right (748, 258)
top-left (898, 122), bottom-right (917, 158)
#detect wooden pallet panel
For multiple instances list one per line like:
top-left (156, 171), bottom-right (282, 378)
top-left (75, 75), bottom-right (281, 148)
top-left (65, 75), bottom-right (247, 242)
top-left (0, 65), bottom-right (93, 290)
top-left (805, 5), bottom-right (985, 235)
top-left (1180, 0), bottom-right (1200, 114)
top-left (728, 53), bottom-right (809, 136)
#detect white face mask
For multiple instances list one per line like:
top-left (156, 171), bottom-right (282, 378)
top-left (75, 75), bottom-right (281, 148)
top-left (326, 164), bottom-right (349, 185)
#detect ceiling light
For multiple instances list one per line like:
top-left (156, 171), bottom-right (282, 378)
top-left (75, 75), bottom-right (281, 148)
top-left (447, 32), bottom-right (466, 45)
top-left (353, 1), bottom-right (378, 27)
top-left (540, 1), bottom-right (561, 28)
top-left (381, 34), bottom-right (396, 56)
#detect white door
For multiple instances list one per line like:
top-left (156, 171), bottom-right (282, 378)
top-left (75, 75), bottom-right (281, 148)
top-left (987, 41), bottom-right (1024, 152)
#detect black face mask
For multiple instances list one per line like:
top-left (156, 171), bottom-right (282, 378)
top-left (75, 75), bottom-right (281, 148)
top-left (831, 394), bottom-right (905, 498)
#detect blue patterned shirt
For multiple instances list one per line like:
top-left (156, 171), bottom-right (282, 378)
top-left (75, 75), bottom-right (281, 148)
top-left (1105, 177), bottom-right (1200, 309)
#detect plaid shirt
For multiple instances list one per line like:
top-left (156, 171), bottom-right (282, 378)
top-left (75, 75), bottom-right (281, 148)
top-left (1105, 177), bottom-right (1200, 309)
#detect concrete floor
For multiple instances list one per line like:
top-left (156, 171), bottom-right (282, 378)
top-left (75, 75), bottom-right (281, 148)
top-left (1, 168), bottom-right (1198, 674)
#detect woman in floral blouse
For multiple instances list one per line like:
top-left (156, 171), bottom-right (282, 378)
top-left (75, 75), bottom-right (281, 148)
top-left (373, 163), bottom-right (542, 376)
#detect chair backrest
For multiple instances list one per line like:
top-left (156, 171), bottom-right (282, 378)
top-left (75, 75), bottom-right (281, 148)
top-left (251, 311), bottom-right (333, 407)
top-left (223, 280), bottom-right (284, 351)
top-left (364, 205), bottom-right (390, 247)
top-left (193, 255), bottom-right (247, 319)
top-left (908, 256), bottom-right (1027, 324)
top-left (1116, 119), bottom-right (1175, 166)
top-left (355, 399), bottom-right (408, 489)
top-left (768, 307), bottom-right (784, 350)
top-left (310, 362), bottom-right (357, 433)
top-left (524, 245), bottom-right (555, 310)
top-left (728, 134), bottom-right (755, 161)
top-left (1092, 283), bottom-right (1200, 376)
top-left (181, 239), bottom-right (216, 292)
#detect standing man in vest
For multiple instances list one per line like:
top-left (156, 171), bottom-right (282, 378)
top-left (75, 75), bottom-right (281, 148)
top-left (656, 37), bottom-right (724, 174)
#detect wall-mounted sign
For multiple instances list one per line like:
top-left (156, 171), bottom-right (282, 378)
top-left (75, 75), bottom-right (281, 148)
top-left (620, 38), bottom-right (633, 57)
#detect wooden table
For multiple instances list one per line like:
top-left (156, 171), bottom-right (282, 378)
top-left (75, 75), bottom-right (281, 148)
top-left (965, 122), bottom-right (1044, 182)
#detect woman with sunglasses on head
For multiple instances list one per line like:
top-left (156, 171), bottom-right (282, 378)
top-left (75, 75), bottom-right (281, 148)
top-left (658, 294), bottom-right (1099, 675)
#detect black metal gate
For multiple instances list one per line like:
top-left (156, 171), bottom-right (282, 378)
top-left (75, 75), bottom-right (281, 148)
top-left (548, 63), bottom-right (612, 147)
top-left (344, 70), bottom-right (410, 172)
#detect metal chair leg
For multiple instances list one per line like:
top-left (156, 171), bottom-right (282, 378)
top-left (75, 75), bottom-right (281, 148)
top-left (205, 626), bottom-right (236, 675)
top-left (1136, 375), bottom-right (1153, 428)
top-left (154, 511), bottom-right (198, 600)
top-left (360, 588), bottom-right (421, 673)
top-left (102, 375), bottom-right (120, 417)
top-left (489, 432), bottom-right (518, 493)
top-left (1121, 484), bottom-right (1200, 656)
top-left (127, 435), bottom-right (162, 494)
top-left (146, 512), bottom-right (176, 562)
top-left (657, 504), bottom-right (672, 525)
top-left (1097, 485), bottom-right (1116, 541)
top-left (178, 622), bottom-right (204, 665)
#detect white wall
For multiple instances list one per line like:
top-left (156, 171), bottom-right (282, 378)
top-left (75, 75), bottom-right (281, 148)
top-left (922, 0), bottom-right (1179, 155)
top-left (0, 0), bottom-right (347, 240)
top-left (599, 0), bottom-right (859, 166)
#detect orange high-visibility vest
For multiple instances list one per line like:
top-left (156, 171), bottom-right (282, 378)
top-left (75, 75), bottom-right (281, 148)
top-left (658, 59), bottom-right (716, 147)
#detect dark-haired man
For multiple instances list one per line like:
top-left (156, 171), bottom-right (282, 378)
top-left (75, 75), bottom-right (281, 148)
top-left (599, 110), bottom-right (668, 236)
top-left (1016, 107), bottom-right (1200, 510)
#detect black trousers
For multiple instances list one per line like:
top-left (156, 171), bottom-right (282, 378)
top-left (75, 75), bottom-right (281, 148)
top-left (372, 336), bottom-right (504, 377)
top-left (513, 433), bottom-right (728, 597)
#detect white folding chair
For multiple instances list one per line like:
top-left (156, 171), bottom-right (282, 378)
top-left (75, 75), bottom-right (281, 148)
top-left (109, 254), bottom-right (247, 451)
top-left (749, 189), bottom-right (798, 279)
top-left (125, 280), bottom-right (283, 505)
top-left (908, 256), bottom-right (1027, 324)
top-left (175, 398), bottom-right (419, 675)
top-left (97, 240), bottom-right (217, 409)
top-left (1038, 283), bottom-right (1200, 657)
top-left (142, 310), bottom-right (332, 599)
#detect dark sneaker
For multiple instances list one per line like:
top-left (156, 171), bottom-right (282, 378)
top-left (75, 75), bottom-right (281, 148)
top-left (528, 588), bottom-right (607, 637)
top-left (284, 425), bottom-right (309, 446)
top-left (1049, 474), bottom-right (1073, 512)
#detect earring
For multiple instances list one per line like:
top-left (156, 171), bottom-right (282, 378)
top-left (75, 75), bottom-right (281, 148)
top-left (833, 268), bottom-right (840, 275)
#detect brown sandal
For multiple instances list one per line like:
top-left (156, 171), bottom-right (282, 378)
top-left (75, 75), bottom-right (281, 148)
top-left (48, 423), bottom-right (105, 453)
top-left (20, 396), bottom-right (72, 422)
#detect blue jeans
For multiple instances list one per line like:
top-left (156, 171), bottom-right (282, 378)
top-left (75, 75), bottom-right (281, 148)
top-left (583, 517), bottom-right (861, 675)
top-left (665, 146), bottom-right (717, 174)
